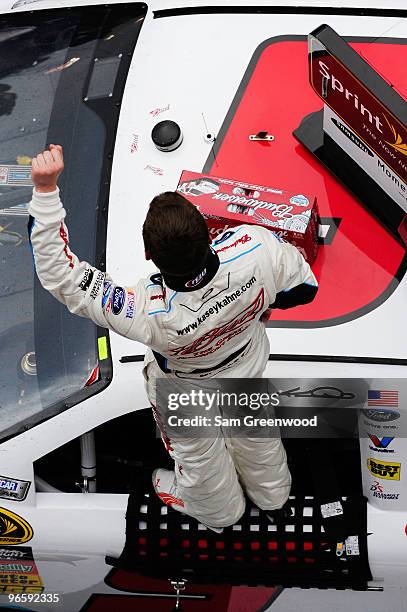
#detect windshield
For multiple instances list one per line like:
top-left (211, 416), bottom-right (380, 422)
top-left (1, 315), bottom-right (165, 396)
top-left (0, 4), bottom-right (146, 441)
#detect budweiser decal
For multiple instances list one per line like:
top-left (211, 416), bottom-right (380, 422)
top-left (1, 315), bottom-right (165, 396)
top-left (177, 170), bottom-right (319, 263)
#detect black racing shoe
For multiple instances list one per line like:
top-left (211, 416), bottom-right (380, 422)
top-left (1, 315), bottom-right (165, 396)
top-left (266, 501), bottom-right (294, 524)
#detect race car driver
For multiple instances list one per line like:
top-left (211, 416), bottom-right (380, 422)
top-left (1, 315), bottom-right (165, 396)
top-left (28, 145), bottom-right (318, 531)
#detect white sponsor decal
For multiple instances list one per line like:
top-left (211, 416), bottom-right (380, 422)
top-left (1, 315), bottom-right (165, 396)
top-left (324, 107), bottom-right (407, 211)
top-left (320, 501), bottom-right (343, 518)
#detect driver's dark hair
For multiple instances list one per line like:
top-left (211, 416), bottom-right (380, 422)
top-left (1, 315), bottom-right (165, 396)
top-left (143, 191), bottom-right (210, 275)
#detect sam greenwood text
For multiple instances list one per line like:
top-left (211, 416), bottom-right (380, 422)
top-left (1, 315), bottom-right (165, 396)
top-left (167, 415), bottom-right (318, 427)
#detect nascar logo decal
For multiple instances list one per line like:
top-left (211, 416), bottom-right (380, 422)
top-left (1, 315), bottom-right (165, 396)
top-left (367, 458), bottom-right (401, 480)
top-left (0, 476), bottom-right (30, 502)
top-left (0, 508), bottom-right (33, 545)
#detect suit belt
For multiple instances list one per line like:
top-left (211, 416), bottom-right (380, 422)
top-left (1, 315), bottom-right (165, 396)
top-left (153, 340), bottom-right (251, 375)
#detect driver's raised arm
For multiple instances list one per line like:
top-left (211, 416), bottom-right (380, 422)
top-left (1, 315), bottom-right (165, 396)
top-left (28, 145), bottom-right (151, 344)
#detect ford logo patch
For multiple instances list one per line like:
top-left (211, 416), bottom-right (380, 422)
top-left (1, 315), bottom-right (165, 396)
top-left (112, 286), bottom-right (125, 315)
top-left (362, 409), bottom-right (400, 422)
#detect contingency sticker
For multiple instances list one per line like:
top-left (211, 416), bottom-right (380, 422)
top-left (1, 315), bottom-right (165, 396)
top-left (0, 165), bottom-right (32, 186)
top-left (0, 476), bottom-right (30, 502)
top-left (320, 501), bottom-right (343, 519)
top-left (0, 546), bottom-right (44, 593)
top-left (345, 535), bottom-right (360, 556)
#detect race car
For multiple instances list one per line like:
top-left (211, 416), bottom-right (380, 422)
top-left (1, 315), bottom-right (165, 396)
top-left (0, 0), bottom-right (406, 610)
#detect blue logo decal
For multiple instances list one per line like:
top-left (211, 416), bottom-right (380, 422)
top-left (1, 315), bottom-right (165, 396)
top-left (213, 230), bottom-right (235, 246)
top-left (0, 479), bottom-right (18, 492)
top-left (112, 286), bottom-right (126, 315)
top-left (289, 194), bottom-right (309, 206)
top-left (368, 435), bottom-right (394, 449)
top-left (362, 409), bottom-right (400, 422)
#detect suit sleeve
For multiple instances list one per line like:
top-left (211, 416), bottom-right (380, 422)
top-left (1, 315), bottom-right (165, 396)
top-left (255, 226), bottom-right (318, 309)
top-left (28, 188), bottom-right (152, 343)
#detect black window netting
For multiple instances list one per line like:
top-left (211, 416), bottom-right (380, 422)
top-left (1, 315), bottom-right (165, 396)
top-left (107, 484), bottom-right (372, 590)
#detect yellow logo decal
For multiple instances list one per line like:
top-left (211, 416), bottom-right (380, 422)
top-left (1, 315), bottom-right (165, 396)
top-left (0, 508), bottom-right (33, 545)
top-left (383, 114), bottom-right (407, 156)
top-left (367, 458), bottom-right (401, 480)
top-left (16, 155), bottom-right (32, 166)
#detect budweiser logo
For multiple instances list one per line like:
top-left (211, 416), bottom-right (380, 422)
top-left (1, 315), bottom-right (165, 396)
top-left (150, 104), bottom-right (170, 117)
top-left (130, 133), bottom-right (139, 153)
top-left (145, 164), bottom-right (164, 176)
top-left (212, 193), bottom-right (294, 218)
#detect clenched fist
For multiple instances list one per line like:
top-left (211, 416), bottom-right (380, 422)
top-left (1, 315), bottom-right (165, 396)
top-left (31, 144), bottom-right (64, 193)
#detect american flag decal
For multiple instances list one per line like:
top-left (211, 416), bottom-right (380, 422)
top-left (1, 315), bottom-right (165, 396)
top-left (0, 165), bottom-right (33, 186)
top-left (368, 390), bottom-right (399, 407)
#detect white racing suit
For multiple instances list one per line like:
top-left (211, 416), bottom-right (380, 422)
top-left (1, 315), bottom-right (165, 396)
top-left (28, 188), bottom-right (318, 528)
